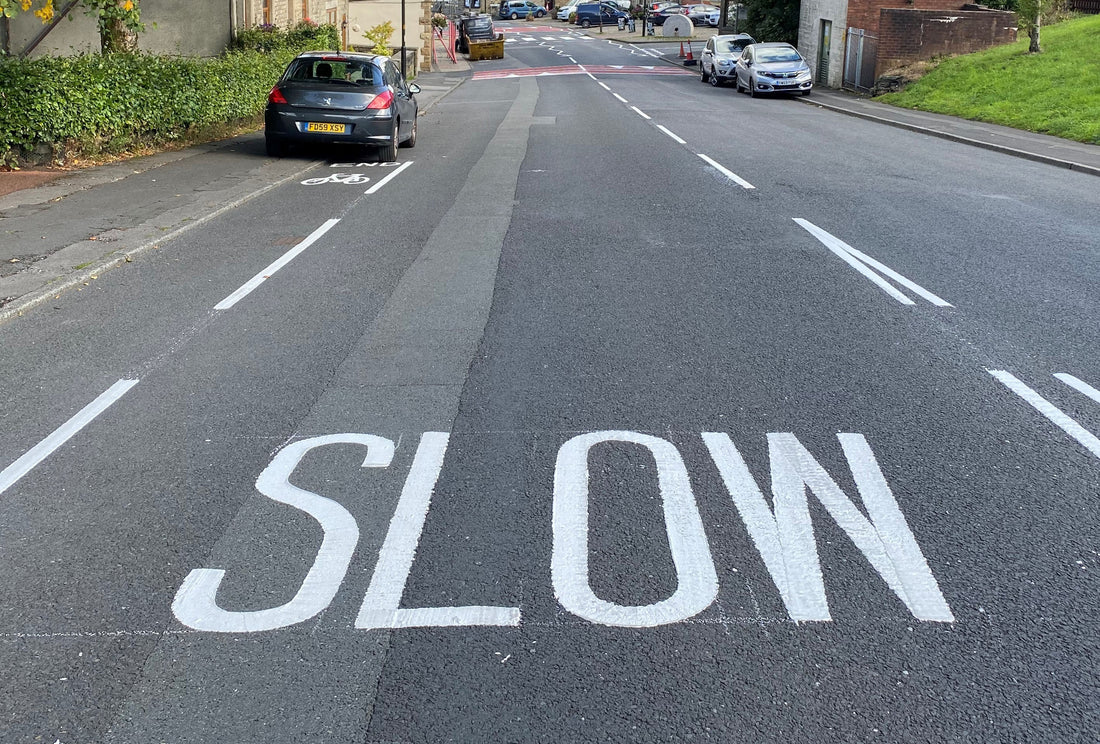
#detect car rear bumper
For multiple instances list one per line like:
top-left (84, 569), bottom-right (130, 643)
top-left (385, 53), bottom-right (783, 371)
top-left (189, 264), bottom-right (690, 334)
top-left (265, 107), bottom-right (394, 144)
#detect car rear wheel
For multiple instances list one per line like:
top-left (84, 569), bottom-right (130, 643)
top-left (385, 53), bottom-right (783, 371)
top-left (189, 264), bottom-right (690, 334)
top-left (580, 18), bottom-right (591, 26)
top-left (511, 11), bottom-right (519, 18)
top-left (401, 115), bottom-right (417, 148)
top-left (536, 9), bottom-right (545, 16)
top-left (379, 122), bottom-right (399, 162)
top-left (265, 135), bottom-right (287, 157)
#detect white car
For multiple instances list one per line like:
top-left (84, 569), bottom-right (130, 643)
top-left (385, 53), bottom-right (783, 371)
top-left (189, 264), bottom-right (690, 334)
top-left (703, 7), bottom-right (720, 25)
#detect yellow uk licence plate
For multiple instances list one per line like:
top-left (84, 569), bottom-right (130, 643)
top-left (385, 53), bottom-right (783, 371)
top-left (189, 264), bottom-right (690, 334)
top-left (306, 122), bottom-right (348, 134)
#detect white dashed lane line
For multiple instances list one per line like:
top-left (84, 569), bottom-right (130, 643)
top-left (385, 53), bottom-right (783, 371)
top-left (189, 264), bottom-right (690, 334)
top-left (0, 379), bottom-right (140, 496)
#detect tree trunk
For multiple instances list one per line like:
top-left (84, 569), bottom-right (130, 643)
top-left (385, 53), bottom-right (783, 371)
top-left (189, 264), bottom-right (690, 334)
top-left (1, 15), bottom-right (10, 57)
top-left (1025, 0), bottom-right (1042, 53)
top-left (101, 1), bottom-right (139, 53)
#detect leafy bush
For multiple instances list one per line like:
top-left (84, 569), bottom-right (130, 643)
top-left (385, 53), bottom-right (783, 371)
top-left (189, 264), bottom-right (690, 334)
top-left (0, 23), bottom-right (339, 166)
top-left (363, 21), bottom-right (395, 56)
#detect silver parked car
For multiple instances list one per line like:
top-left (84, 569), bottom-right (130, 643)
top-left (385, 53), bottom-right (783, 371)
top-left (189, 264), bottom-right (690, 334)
top-left (699, 33), bottom-right (755, 87)
top-left (264, 51), bottom-right (420, 161)
top-left (734, 42), bottom-right (813, 97)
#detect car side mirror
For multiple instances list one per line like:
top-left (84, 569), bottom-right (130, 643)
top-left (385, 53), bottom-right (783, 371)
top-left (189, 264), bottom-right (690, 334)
top-left (408, 83), bottom-right (421, 94)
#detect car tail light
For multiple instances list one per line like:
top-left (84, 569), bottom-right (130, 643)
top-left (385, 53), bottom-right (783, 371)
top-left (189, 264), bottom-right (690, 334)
top-left (366, 90), bottom-right (394, 110)
top-left (268, 86), bottom-right (288, 104)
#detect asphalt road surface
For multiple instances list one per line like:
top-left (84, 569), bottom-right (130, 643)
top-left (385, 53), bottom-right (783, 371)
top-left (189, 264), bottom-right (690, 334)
top-left (1, 24), bottom-right (1099, 743)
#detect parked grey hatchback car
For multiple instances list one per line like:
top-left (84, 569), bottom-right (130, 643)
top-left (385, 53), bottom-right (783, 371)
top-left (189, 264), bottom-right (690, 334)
top-left (734, 42), bottom-right (813, 96)
top-left (264, 51), bottom-right (420, 161)
top-left (699, 33), bottom-right (756, 87)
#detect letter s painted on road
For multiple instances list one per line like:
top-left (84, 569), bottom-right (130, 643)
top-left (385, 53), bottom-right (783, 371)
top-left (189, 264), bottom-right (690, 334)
top-left (171, 434), bottom-right (394, 633)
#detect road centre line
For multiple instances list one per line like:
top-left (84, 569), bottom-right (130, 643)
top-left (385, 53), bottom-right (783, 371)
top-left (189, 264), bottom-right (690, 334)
top-left (631, 106), bottom-right (651, 119)
top-left (697, 153), bottom-right (755, 190)
top-left (213, 218), bottom-right (340, 311)
top-left (1054, 373), bottom-right (1100, 406)
top-left (0, 379), bottom-right (139, 496)
top-left (365, 160), bottom-right (413, 194)
top-left (793, 219), bottom-right (952, 307)
top-left (657, 125), bottom-right (687, 145)
top-left (990, 370), bottom-right (1100, 460)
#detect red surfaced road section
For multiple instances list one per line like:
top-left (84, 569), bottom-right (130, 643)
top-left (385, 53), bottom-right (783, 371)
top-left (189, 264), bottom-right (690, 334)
top-left (472, 64), bottom-right (695, 79)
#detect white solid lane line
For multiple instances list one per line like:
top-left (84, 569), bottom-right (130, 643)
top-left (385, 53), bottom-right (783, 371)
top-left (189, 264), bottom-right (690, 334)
top-left (365, 160), bottom-right (414, 194)
top-left (794, 219), bottom-right (953, 307)
top-left (990, 370), bottom-right (1100, 460)
top-left (697, 153), bottom-right (755, 190)
top-left (598, 81), bottom-right (611, 91)
top-left (656, 125), bottom-right (687, 144)
top-left (0, 379), bottom-right (139, 496)
top-left (1055, 373), bottom-right (1100, 406)
top-left (631, 106), bottom-right (651, 119)
top-left (613, 93), bottom-right (628, 103)
top-left (214, 219), bottom-right (340, 311)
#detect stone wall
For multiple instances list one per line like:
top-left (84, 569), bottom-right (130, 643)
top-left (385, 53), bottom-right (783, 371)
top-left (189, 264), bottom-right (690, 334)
top-left (875, 8), bottom-right (1017, 76)
top-left (12, 0), bottom-right (241, 58)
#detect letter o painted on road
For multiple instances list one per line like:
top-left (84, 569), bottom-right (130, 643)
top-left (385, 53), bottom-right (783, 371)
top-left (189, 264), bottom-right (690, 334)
top-left (552, 431), bottom-right (718, 627)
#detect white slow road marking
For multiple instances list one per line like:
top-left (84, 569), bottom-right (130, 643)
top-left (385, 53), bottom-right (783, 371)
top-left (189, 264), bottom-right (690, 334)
top-left (214, 219), bottom-right (340, 311)
top-left (990, 370), bottom-right (1100, 460)
top-left (0, 379), bottom-right (139, 496)
top-left (631, 106), bottom-right (651, 119)
top-left (365, 160), bottom-right (413, 194)
top-left (1055, 373), bottom-right (1100, 406)
top-left (793, 219), bottom-right (952, 307)
top-left (697, 153), bottom-right (755, 190)
top-left (613, 92), bottom-right (628, 103)
top-left (656, 125), bottom-right (686, 144)
top-left (356, 432), bottom-right (521, 629)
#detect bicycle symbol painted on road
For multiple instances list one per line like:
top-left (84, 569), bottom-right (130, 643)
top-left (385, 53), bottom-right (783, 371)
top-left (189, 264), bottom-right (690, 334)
top-left (301, 173), bottom-right (371, 186)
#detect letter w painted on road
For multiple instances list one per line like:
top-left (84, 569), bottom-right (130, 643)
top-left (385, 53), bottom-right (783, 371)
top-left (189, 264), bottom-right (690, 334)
top-left (702, 433), bottom-right (954, 623)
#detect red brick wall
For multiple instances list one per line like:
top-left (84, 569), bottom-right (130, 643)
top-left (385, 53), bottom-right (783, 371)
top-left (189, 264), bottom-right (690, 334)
top-left (846, 0), bottom-right (961, 36)
top-left (875, 9), bottom-right (1017, 75)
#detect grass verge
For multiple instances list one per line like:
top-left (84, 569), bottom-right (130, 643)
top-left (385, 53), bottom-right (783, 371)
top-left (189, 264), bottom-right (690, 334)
top-left (876, 14), bottom-right (1100, 144)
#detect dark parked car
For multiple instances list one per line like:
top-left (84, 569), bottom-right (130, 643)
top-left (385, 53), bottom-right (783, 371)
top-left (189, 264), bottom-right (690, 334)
top-left (650, 4), bottom-right (685, 25)
top-left (573, 1), bottom-right (625, 27)
top-left (264, 51), bottom-right (420, 161)
top-left (456, 14), bottom-right (496, 53)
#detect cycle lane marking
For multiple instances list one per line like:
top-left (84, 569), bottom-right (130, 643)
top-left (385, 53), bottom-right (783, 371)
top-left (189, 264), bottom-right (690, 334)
top-left (213, 218), bottom-right (340, 311)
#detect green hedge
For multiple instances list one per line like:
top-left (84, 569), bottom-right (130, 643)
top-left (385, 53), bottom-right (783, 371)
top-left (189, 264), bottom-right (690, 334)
top-left (0, 23), bottom-right (339, 166)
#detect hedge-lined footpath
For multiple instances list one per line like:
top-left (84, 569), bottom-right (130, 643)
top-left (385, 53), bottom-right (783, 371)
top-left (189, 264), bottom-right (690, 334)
top-left (0, 23), bottom-right (340, 167)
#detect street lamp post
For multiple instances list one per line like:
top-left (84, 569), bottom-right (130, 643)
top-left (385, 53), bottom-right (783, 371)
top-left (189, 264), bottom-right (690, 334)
top-left (401, 0), bottom-right (407, 78)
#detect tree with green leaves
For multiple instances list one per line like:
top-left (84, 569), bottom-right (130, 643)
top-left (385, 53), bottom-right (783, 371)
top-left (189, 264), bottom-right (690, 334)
top-left (741, 0), bottom-right (799, 45)
top-left (1, 0), bottom-right (144, 53)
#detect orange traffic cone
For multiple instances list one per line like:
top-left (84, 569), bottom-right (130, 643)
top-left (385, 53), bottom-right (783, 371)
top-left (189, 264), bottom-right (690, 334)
top-left (678, 41), bottom-right (685, 58)
top-left (684, 42), bottom-right (694, 63)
